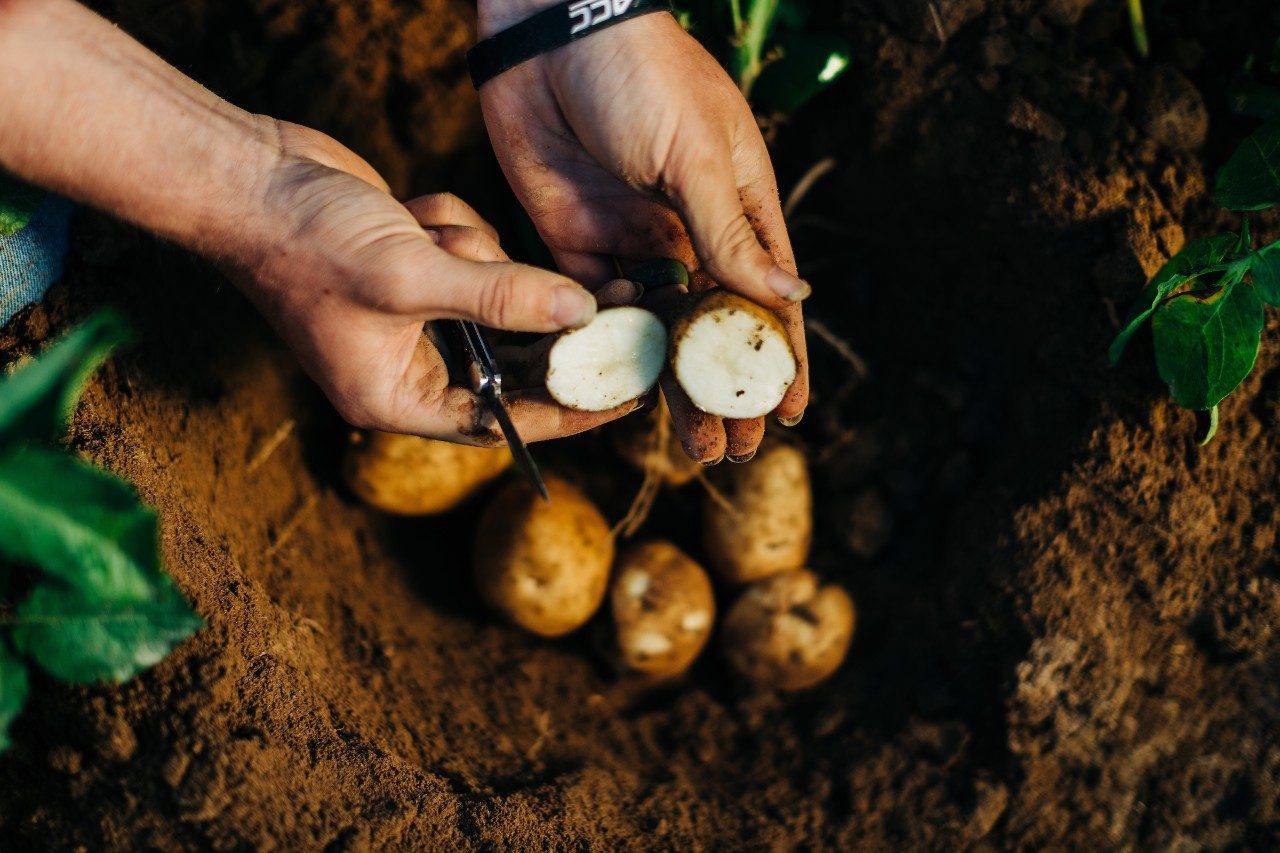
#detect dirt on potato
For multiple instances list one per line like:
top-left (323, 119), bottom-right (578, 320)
top-left (2, 0), bottom-right (1280, 848)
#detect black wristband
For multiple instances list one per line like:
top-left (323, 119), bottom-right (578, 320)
top-left (468, 0), bottom-right (673, 88)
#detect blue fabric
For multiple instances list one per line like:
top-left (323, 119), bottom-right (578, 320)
top-left (0, 195), bottom-right (74, 326)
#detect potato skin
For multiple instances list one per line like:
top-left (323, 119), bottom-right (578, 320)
top-left (703, 442), bottom-right (812, 583)
top-left (473, 476), bottom-right (614, 637)
top-left (344, 431), bottom-right (510, 516)
top-left (720, 570), bottom-right (855, 691)
top-left (608, 541), bottom-right (715, 679)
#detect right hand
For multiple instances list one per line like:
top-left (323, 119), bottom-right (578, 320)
top-left (233, 121), bottom-right (644, 445)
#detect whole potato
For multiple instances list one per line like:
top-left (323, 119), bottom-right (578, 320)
top-left (344, 431), bottom-right (509, 515)
top-left (473, 476), bottom-right (613, 637)
top-left (607, 540), bottom-right (715, 680)
top-left (703, 441), bottom-right (811, 583)
top-left (721, 570), bottom-right (854, 691)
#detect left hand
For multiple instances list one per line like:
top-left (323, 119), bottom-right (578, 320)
top-left (475, 5), bottom-right (809, 463)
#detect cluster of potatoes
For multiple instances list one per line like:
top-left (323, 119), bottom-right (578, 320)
top-left (344, 426), bottom-right (855, 690)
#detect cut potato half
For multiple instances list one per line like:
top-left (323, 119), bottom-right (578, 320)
top-left (546, 307), bottom-right (667, 412)
top-left (669, 292), bottom-right (797, 419)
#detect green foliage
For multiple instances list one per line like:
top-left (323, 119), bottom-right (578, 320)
top-left (0, 311), bottom-right (131, 444)
top-left (1112, 117), bottom-right (1280, 439)
top-left (674, 0), bottom-right (849, 114)
top-left (13, 581), bottom-right (201, 683)
top-left (1151, 269), bottom-right (1263, 410)
top-left (1108, 233), bottom-right (1242, 364)
top-left (1214, 117), bottom-right (1280, 211)
top-left (0, 313), bottom-right (200, 748)
top-left (0, 172), bottom-right (45, 237)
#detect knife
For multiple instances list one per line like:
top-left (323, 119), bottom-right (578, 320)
top-left (453, 320), bottom-right (550, 501)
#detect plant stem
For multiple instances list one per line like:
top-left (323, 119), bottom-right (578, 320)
top-left (730, 0), bottom-right (780, 99)
top-left (1196, 405), bottom-right (1219, 445)
top-left (1127, 0), bottom-right (1150, 59)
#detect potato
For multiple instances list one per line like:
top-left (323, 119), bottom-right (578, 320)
top-left (343, 431), bottom-right (510, 515)
top-left (703, 441), bottom-right (811, 583)
top-left (545, 306), bottom-right (667, 412)
top-left (668, 290), bottom-right (797, 419)
top-left (473, 476), bottom-right (613, 637)
top-left (612, 397), bottom-right (703, 487)
top-left (606, 541), bottom-right (715, 680)
top-left (720, 570), bottom-right (855, 691)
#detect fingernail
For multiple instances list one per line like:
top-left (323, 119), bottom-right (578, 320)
top-left (765, 266), bottom-right (811, 302)
top-left (726, 450), bottom-right (756, 464)
top-left (778, 411), bottom-right (804, 427)
top-left (552, 286), bottom-right (597, 327)
top-left (700, 455), bottom-right (725, 467)
top-left (423, 227), bottom-right (442, 244)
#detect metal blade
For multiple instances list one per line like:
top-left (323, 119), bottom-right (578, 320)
top-left (453, 321), bottom-right (549, 501)
top-left (481, 385), bottom-right (550, 501)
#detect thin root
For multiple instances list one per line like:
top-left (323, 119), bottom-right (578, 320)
top-left (266, 493), bottom-right (319, 558)
top-left (247, 419), bottom-right (296, 474)
top-left (783, 156), bottom-right (838, 220)
top-left (696, 470), bottom-right (741, 520)
top-left (806, 316), bottom-right (870, 379)
top-left (612, 412), bottom-right (670, 538)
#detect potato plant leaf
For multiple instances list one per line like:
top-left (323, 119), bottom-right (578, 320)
top-left (1250, 242), bottom-right (1280, 305)
top-left (0, 641), bottom-right (29, 749)
top-left (0, 172), bottom-right (45, 237)
top-left (1214, 117), bottom-right (1280, 211)
top-left (1109, 233), bottom-right (1241, 364)
top-left (751, 32), bottom-right (851, 115)
top-left (1151, 274), bottom-right (1264, 410)
top-left (12, 581), bottom-right (200, 683)
top-left (0, 310), bottom-right (132, 444)
top-left (0, 447), bottom-right (161, 600)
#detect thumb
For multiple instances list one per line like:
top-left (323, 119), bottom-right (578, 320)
top-left (665, 146), bottom-right (810, 309)
top-left (426, 251), bottom-right (598, 333)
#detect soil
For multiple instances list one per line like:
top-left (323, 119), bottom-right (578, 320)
top-left (3, 0), bottom-right (1280, 848)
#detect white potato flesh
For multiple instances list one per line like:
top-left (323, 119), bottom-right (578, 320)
top-left (546, 307), bottom-right (667, 412)
top-left (672, 298), bottom-right (797, 419)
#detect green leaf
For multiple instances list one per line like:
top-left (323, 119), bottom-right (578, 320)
top-left (1151, 275), bottom-right (1264, 410)
top-left (0, 447), bottom-right (160, 600)
top-left (1249, 241), bottom-right (1280, 305)
top-left (1109, 234), bottom-right (1242, 363)
top-left (12, 581), bottom-right (200, 683)
top-left (0, 310), bottom-right (132, 444)
top-left (0, 172), bottom-right (45, 237)
top-left (752, 32), bottom-right (852, 115)
top-left (0, 640), bottom-right (29, 750)
top-left (1214, 116), bottom-right (1280, 211)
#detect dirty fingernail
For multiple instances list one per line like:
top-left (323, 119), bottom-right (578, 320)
top-left (778, 411), bottom-right (805, 427)
top-left (726, 450), bottom-right (756, 464)
top-left (552, 286), bottom-right (597, 327)
top-left (700, 455), bottom-right (725, 467)
top-left (765, 266), bottom-right (812, 302)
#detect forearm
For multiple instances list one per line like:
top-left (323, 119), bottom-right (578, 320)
top-left (0, 0), bottom-right (277, 261)
top-left (476, 0), bottom-right (565, 37)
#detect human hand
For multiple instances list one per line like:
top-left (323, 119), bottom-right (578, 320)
top-left (234, 121), bottom-right (645, 444)
top-left (475, 5), bottom-right (809, 463)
